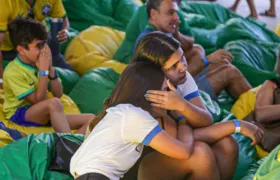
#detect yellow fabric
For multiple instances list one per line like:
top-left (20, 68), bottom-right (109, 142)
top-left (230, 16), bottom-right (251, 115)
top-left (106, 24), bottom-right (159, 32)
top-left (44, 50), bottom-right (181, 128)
top-left (0, 89), bottom-right (80, 135)
top-left (231, 85), bottom-right (269, 158)
top-left (65, 26), bottom-right (127, 75)
top-left (133, 0), bottom-right (143, 6)
top-left (3, 57), bottom-right (40, 119)
top-left (0, 0), bottom-right (66, 51)
top-left (0, 130), bottom-right (14, 148)
top-left (275, 23), bottom-right (280, 37)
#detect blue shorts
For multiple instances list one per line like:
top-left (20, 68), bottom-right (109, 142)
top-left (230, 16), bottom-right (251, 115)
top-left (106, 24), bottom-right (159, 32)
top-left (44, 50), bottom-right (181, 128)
top-left (10, 105), bottom-right (49, 127)
top-left (194, 67), bottom-right (217, 101)
top-left (0, 121), bottom-right (22, 140)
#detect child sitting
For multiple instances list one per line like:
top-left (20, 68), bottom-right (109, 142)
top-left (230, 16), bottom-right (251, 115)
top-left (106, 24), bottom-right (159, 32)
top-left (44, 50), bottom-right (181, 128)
top-left (3, 17), bottom-right (94, 134)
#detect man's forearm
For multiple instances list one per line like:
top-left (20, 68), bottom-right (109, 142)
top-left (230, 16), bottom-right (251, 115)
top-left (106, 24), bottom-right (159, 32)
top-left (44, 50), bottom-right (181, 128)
top-left (174, 33), bottom-right (194, 52)
top-left (49, 68), bottom-right (63, 98)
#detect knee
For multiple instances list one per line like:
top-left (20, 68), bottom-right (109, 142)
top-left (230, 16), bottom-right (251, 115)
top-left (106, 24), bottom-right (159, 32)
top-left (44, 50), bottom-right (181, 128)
top-left (47, 97), bottom-right (63, 112)
top-left (187, 44), bottom-right (205, 58)
top-left (216, 136), bottom-right (238, 157)
top-left (185, 142), bottom-right (216, 167)
top-left (221, 64), bottom-right (244, 79)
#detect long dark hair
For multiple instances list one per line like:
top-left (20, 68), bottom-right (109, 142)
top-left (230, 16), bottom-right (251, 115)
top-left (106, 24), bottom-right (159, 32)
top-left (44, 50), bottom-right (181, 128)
top-left (89, 62), bottom-right (164, 131)
top-left (131, 31), bottom-right (181, 67)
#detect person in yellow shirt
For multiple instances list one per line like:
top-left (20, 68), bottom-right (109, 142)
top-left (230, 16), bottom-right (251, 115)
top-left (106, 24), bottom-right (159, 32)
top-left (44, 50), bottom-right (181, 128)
top-left (0, 0), bottom-right (73, 88)
top-left (3, 17), bottom-right (94, 133)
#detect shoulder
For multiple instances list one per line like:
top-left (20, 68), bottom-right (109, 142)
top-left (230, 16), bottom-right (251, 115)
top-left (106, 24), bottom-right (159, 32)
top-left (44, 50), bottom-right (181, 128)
top-left (177, 71), bottom-right (199, 99)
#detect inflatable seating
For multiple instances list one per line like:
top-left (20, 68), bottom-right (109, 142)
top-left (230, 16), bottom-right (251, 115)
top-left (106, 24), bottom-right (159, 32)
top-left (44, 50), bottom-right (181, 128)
top-left (231, 86), bottom-right (269, 158)
top-left (275, 23), bottom-right (280, 37)
top-left (63, 0), bottom-right (140, 32)
top-left (240, 157), bottom-right (266, 180)
top-left (0, 130), bottom-right (13, 148)
top-left (0, 133), bottom-right (83, 179)
top-left (253, 145), bottom-right (280, 180)
top-left (224, 40), bottom-right (279, 87)
top-left (65, 26), bottom-right (127, 75)
top-left (0, 90), bottom-right (80, 135)
top-left (69, 67), bottom-right (120, 115)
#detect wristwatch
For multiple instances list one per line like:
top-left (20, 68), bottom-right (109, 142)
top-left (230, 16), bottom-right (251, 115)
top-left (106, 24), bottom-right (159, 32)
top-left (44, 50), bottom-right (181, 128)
top-left (39, 70), bottom-right (49, 76)
top-left (48, 69), bottom-right (58, 80)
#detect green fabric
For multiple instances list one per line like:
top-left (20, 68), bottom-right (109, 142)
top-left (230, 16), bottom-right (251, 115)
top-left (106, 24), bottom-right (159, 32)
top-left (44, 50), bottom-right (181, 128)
top-left (216, 18), bottom-right (280, 49)
top-left (62, 0), bottom-right (140, 32)
top-left (254, 145), bottom-right (280, 180)
top-left (240, 157), bottom-right (267, 180)
top-left (0, 133), bottom-right (83, 180)
top-left (113, 4), bottom-right (193, 64)
top-left (69, 67), bottom-right (120, 114)
top-left (224, 40), bottom-right (280, 87)
top-left (200, 90), bottom-right (236, 123)
top-left (54, 67), bottom-right (80, 95)
top-left (179, 2), bottom-right (280, 51)
top-left (232, 133), bottom-right (257, 180)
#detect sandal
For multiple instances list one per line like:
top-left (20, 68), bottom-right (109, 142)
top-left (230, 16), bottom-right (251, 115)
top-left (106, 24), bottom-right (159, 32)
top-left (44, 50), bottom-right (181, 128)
top-left (260, 10), bottom-right (276, 17)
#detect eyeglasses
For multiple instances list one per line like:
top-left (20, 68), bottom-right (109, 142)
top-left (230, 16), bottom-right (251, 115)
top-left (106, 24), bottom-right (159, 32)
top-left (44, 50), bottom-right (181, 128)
top-left (24, 40), bottom-right (48, 49)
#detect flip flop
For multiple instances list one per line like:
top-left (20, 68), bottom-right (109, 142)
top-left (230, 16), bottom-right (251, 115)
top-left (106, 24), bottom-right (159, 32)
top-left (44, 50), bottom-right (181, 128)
top-left (260, 10), bottom-right (276, 17)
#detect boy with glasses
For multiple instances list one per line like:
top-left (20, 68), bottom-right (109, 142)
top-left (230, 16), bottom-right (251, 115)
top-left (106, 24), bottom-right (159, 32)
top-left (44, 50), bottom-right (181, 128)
top-left (2, 17), bottom-right (94, 134)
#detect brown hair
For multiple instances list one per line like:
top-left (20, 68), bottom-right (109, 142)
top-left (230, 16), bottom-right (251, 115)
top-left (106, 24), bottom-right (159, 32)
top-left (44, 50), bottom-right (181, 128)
top-left (89, 62), bottom-right (164, 131)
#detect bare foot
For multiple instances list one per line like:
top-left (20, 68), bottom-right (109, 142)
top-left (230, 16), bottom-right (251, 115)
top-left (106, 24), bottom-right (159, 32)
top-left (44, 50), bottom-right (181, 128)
top-left (248, 13), bottom-right (258, 19)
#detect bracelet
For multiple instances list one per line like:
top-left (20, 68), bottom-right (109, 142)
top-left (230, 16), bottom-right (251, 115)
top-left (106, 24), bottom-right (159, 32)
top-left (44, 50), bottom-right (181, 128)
top-left (48, 69), bottom-right (58, 80)
top-left (201, 57), bottom-right (209, 67)
top-left (233, 120), bottom-right (241, 133)
top-left (176, 116), bottom-right (184, 123)
top-left (39, 70), bottom-right (49, 76)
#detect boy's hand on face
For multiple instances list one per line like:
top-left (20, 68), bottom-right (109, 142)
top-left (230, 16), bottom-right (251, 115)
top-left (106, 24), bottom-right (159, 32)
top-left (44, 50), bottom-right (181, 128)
top-left (37, 44), bottom-right (51, 70)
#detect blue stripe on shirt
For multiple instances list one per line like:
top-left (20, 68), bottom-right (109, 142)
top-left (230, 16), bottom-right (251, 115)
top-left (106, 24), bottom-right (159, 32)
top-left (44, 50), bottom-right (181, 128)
top-left (142, 125), bottom-right (162, 145)
top-left (184, 91), bottom-right (200, 100)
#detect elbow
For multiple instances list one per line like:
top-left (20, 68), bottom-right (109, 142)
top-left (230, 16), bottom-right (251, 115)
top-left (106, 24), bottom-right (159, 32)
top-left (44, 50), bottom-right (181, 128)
top-left (254, 109), bottom-right (266, 124)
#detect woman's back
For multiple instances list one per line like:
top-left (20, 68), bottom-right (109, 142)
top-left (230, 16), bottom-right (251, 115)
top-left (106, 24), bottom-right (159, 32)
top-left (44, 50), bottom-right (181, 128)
top-left (70, 104), bottom-right (161, 180)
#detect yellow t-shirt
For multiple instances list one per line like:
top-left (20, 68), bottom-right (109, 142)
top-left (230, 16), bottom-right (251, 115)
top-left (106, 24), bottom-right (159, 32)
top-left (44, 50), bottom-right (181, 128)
top-left (0, 0), bottom-right (66, 51)
top-left (3, 57), bottom-right (40, 119)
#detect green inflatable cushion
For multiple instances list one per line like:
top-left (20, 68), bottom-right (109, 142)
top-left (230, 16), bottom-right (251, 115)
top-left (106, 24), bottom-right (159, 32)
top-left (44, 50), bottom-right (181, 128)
top-left (69, 67), bottom-right (120, 115)
top-left (224, 40), bottom-right (280, 87)
top-left (63, 0), bottom-right (140, 32)
top-left (254, 145), bottom-right (280, 180)
top-left (0, 133), bottom-right (83, 180)
top-left (240, 157), bottom-right (267, 180)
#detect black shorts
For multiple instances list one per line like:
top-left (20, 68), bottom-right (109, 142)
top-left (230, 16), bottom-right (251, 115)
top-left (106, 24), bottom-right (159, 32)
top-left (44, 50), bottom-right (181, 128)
top-left (76, 173), bottom-right (110, 180)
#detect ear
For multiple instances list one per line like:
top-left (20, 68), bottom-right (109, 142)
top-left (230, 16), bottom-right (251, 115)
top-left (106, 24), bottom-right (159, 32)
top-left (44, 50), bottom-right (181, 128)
top-left (150, 9), bottom-right (159, 20)
top-left (16, 45), bottom-right (25, 55)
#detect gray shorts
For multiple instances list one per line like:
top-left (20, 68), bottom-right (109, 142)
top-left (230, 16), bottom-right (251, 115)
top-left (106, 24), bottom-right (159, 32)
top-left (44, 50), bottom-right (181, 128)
top-left (193, 67), bottom-right (217, 101)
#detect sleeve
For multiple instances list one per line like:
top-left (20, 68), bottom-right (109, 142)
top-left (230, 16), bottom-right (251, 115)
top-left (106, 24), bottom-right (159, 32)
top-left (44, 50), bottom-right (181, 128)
top-left (177, 71), bottom-right (200, 100)
top-left (122, 106), bottom-right (162, 146)
top-left (0, 1), bottom-right (10, 32)
top-left (50, 0), bottom-right (66, 18)
top-left (5, 74), bottom-right (35, 100)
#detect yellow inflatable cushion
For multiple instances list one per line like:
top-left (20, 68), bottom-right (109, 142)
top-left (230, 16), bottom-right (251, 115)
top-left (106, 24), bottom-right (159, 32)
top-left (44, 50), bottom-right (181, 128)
top-left (0, 90), bottom-right (80, 135)
top-left (274, 23), bottom-right (280, 37)
top-left (231, 86), bottom-right (269, 158)
top-left (0, 130), bottom-right (14, 148)
top-left (65, 26), bottom-right (127, 75)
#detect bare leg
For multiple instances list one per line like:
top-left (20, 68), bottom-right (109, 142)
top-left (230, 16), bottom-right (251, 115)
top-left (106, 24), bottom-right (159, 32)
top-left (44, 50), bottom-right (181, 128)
top-left (247, 0), bottom-right (258, 18)
top-left (260, 0), bottom-right (276, 17)
top-left (138, 142), bottom-right (220, 180)
top-left (66, 114), bottom-right (95, 134)
top-left (230, 0), bottom-right (241, 11)
top-left (25, 98), bottom-right (71, 133)
top-left (207, 64), bottom-right (252, 99)
top-left (211, 136), bottom-right (239, 180)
